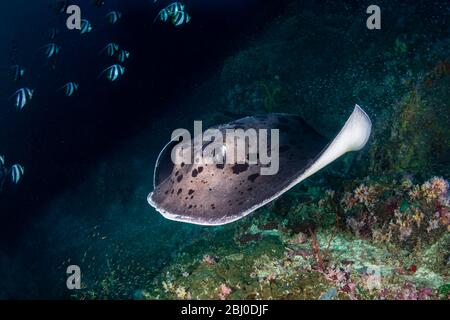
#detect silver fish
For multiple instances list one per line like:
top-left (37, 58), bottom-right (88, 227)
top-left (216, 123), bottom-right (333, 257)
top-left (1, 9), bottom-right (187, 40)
top-left (155, 9), bottom-right (169, 22)
top-left (11, 88), bottom-right (34, 110)
top-left (172, 10), bottom-right (190, 27)
top-left (0, 155), bottom-right (4, 166)
top-left (166, 2), bottom-right (185, 15)
top-left (99, 43), bottom-right (120, 56)
top-left (59, 82), bottom-right (79, 96)
top-left (41, 43), bottom-right (60, 58)
top-left (10, 164), bottom-right (24, 184)
top-left (80, 19), bottom-right (93, 34)
top-left (11, 65), bottom-right (25, 82)
top-left (155, 2), bottom-right (185, 23)
top-left (106, 11), bottom-right (122, 24)
top-left (99, 64), bottom-right (125, 82)
top-left (117, 50), bottom-right (130, 63)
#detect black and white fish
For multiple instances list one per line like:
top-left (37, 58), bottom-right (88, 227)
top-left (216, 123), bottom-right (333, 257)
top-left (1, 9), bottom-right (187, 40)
top-left (98, 64), bottom-right (125, 82)
top-left (11, 88), bottom-right (34, 110)
top-left (155, 8), bottom-right (170, 23)
top-left (172, 10), bottom-right (191, 27)
top-left (58, 82), bottom-right (79, 97)
top-left (117, 50), bottom-right (130, 63)
top-left (10, 164), bottom-right (24, 184)
top-left (155, 2), bottom-right (190, 27)
top-left (99, 43), bottom-right (120, 56)
top-left (155, 2), bottom-right (185, 23)
top-left (80, 19), bottom-right (93, 34)
top-left (48, 27), bottom-right (60, 39)
top-left (11, 65), bottom-right (25, 82)
top-left (106, 11), bottom-right (122, 24)
top-left (41, 43), bottom-right (60, 58)
top-left (166, 2), bottom-right (185, 15)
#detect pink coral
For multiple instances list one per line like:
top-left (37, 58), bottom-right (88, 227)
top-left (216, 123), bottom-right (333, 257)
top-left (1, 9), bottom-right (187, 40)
top-left (202, 254), bottom-right (218, 265)
top-left (421, 177), bottom-right (449, 203)
top-left (218, 284), bottom-right (232, 300)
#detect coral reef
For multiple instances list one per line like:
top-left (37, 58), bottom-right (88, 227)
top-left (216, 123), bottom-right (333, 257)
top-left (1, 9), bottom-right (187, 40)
top-left (135, 175), bottom-right (448, 300)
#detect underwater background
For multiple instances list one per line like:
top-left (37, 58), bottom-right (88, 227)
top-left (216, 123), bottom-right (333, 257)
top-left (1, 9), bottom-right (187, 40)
top-left (0, 0), bottom-right (449, 299)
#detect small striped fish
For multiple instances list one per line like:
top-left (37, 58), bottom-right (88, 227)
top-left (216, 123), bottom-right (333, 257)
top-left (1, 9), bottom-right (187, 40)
top-left (117, 50), bottom-right (130, 63)
top-left (11, 88), bottom-right (34, 110)
top-left (106, 11), bottom-right (122, 24)
top-left (10, 164), bottom-right (25, 184)
top-left (99, 43), bottom-right (120, 56)
top-left (166, 2), bottom-right (185, 15)
top-left (11, 65), bottom-right (25, 82)
top-left (80, 19), bottom-right (93, 34)
top-left (172, 10), bottom-right (190, 27)
top-left (154, 2), bottom-right (190, 27)
top-left (98, 64), bottom-right (125, 82)
top-left (59, 82), bottom-right (79, 96)
top-left (41, 43), bottom-right (60, 58)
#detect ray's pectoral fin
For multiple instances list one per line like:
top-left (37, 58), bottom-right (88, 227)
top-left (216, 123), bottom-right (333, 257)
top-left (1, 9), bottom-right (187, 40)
top-left (299, 104), bottom-right (372, 181)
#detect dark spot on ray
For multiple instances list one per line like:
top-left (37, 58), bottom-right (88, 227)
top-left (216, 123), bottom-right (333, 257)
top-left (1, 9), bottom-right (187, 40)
top-left (192, 169), bottom-right (198, 177)
top-left (177, 188), bottom-right (182, 195)
top-left (177, 174), bottom-right (183, 182)
top-left (175, 171), bottom-right (179, 176)
top-left (171, 189), bottom-right (174, 194)
top-left (247, 187), bottom-right (253, 191)
top-left (181, 162), bottom-right (185, 167)
top-left (188, 205), bottom-right (192, 209)
top-left (232, 163), bottom-right (249, 174)
top-left (198, 166), bottom-right (204, 173)
top-left (188, 189), bottom-right (195, 195)
top-left (190, 195), bottom-right (194, 199)
top-left (248, 173), bottom-right (260, 182)
top-left (216, 163), bottom-right (225, 169)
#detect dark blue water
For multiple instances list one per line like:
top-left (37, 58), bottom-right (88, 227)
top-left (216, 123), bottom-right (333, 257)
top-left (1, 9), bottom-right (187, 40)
top-left (0, 0), bottom-right (283, 244)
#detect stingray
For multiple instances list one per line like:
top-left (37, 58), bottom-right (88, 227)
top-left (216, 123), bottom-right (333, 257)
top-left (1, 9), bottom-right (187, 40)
top-left (148, 105), bottom-right (372, 226)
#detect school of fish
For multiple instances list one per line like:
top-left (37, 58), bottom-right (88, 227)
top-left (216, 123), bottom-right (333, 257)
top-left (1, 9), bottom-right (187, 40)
top-left (2, 0), bottom-right (192, 192)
